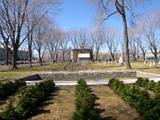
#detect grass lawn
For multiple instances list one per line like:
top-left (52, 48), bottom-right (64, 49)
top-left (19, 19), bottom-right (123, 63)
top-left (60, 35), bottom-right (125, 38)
top-left (131, 61), bottom-right (160, 74)
top-left (0, 71), bottom-right (32, 81)
top-left (30, 86), bottom-right (140, 120)
top-left (0, 61), bottom-right (160, 81)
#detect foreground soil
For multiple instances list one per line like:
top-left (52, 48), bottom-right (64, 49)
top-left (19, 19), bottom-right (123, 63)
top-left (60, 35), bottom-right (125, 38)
top-left (30, 86), bottom-right (141, 120)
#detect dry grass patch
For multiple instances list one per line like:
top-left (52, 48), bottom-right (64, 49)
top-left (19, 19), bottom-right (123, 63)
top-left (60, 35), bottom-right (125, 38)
top-left (91, 85), bottom-right (141, 120)
top-left (30, 86), bottom-right (75, 120)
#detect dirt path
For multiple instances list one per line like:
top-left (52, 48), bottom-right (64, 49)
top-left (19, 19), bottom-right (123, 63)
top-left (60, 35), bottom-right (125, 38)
top-left (91, 86), bottom-right (141, 120)
top-left (30, 87), bottom-right (75, 120)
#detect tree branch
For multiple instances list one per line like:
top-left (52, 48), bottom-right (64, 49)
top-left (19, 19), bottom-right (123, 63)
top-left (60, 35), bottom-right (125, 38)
top-left (124, 6), bottom-right (135, 17)
top-left (104, 11), bottom-right (118, 20)
top-left (100, 0), bottom-right (112, 9)
top-left (115, 0), bottom-right (123, 15)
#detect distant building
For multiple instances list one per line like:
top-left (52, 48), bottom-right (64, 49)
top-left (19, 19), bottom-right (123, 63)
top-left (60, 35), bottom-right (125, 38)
top-left (145, 52), bottom-right (160, 60)
top-left (71, 49), bottom-right (93, 64)
top-left (0, 47), bottom-right (29, 64)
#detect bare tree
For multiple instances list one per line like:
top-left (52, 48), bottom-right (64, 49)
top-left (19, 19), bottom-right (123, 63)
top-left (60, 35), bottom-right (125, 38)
top-left (25, 0), bottom-right (59, 67)
top-left (0, 0), bottom-right (59, 69)
top-left (136, 37), bottom-right (147, 61)
top-left (26, 13), bottom-right (38, 67)
top-left (68, 30), bottom-right (79, 49)
top-left (129, 24), bottom-right (147, 61)
top-left (91, 27), bottom-right (105, 61)
top-left (0, 26), bottom-right (11, 65)
top-left (46, 26), bottom-right (60, 63)
top-left (95, 0), bottom-right (148, 69)
top-left (0, 0), bottom-right (30, 69)
top-left (34, 19), bottom-right (48, 65)
top-left (105, 29), bottom-right (119, 61)
top-left (59, 31), bottom-right (68, 62)
top-left (69, 28), bottom-right (92, 49)
top-left (139, 11), bottom-right (160, 60)
top-left (128, 28), bottom-right (138, 61)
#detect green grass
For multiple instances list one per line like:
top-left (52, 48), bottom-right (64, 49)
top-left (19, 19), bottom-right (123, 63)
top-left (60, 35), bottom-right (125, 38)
top-left (0, 71), bottom-right (32, 81)
top-left (131, 61), bottom-right (160, 74)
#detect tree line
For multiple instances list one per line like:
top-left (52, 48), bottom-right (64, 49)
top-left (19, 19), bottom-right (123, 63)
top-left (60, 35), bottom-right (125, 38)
top-left (0, 0), bottom-right (160, 70)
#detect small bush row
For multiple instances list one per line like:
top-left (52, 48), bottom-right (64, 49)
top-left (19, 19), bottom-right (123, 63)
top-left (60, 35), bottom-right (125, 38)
top-left (72, 79), bottom-right (101, 120)
top-left (0, 80), bottom-right (55, 120)
top-left (0, 80), bottom-right (26, 100)
top-left (136, 77), bottom-right (160, 93)
top-left (108, 78), bottom-right (160, 120)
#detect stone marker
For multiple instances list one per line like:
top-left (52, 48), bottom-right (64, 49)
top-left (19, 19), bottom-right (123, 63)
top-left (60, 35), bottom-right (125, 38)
top-left (153, 61), bottom-right (156, 67)
top-left (119, 56), bottom-right (123, 65)
top-left (149, 61), bottom-right (152, 67)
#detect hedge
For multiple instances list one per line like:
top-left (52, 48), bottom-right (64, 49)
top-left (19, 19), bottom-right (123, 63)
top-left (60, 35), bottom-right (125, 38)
top-left (108, 78), bottom-right (160, 120)
top-left (136, 77), bottom-right (160, 93)
top-left (0, 80), bottom-right (55, 120)
top-left (72, 79), bottom-right (101, 120)
top-left (0, 80), bottom-right (26, 100)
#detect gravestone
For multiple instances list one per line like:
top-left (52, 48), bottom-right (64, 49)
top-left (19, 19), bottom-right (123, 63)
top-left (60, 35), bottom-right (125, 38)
top-left (153, 61), bottom-right (156, 66)
top-left (149, 61), bottom-right (152, 67)
top-left (119, 56), bottom-right (123, 65)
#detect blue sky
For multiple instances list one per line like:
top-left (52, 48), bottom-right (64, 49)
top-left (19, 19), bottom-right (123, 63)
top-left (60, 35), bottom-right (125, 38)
top-left (56, 0), bottom-right (160, 31)
top-left (56, 0), bottom-right (96, 31)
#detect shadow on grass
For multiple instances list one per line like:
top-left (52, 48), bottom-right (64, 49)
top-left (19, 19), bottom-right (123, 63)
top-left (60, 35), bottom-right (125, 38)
top-left (96, 108), bottom-right (116, 120)
top-left (29, 87), bottom-right (60, 118)
top-left (101, 116), bottom-right (116, 120)
top-left (94, 94), bottom-right (117, 120)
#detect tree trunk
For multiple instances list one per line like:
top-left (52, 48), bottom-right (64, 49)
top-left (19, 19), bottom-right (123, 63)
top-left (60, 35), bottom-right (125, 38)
top-left (154, 52), bottom-right (157, 61)
top-left (28, 33), bottom-right (33, 67)
top-left (39, 58), bottom-right (42, 66)
top-left (51, 54), bottom-right (55, 63)
top-left (62, 51), bottom-right (65, 62)
top-left (55, 52), bottom-right (58, 62)
top-left (96, 50), bottom-right (99, 61)
top-left (111, 52), bottom-right (115, 61)
top-left (5, 49), bottom-right (9, 65)
top-left (38, 50), bottom-right (42, 66)
top-left (142, 52), bottom-right (145, 61)
top-left (12, 46), bottom-right (18, 69)
top-left (28, 45), bottom-right (32, 67)
top-left (122, 13), bottom-right (131, 69)
top-left (132, 54), bottom-right (136, 61)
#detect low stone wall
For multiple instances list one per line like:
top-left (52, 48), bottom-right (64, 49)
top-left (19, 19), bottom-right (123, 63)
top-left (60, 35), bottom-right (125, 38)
top-left (38, 71), bottom-right (136, 81)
